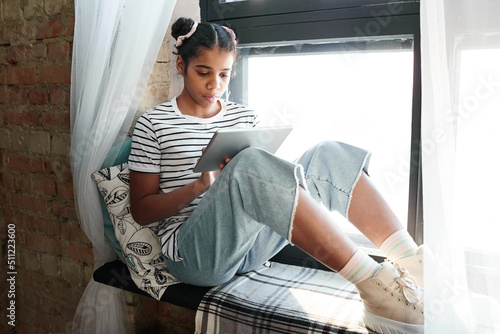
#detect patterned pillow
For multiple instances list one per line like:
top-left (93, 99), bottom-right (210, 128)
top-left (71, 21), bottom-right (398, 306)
top-left (91, 162), bottom-right (179, 300)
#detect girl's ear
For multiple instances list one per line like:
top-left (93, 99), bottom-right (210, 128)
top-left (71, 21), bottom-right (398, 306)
top-left (176, 56), bottom-right (185, 75)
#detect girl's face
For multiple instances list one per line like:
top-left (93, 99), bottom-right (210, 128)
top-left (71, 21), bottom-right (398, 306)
top-left (177, 47), bottom-right (235, 117)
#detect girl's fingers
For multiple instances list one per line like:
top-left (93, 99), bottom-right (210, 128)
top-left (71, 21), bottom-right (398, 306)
top-left (219, 158), bottom-right (231, 170)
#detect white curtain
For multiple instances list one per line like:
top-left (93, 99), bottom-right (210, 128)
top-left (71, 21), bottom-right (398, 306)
top-left (421, 1), bottom-right (500, 333)
top-left (70, 0), bottom-right (176, 332)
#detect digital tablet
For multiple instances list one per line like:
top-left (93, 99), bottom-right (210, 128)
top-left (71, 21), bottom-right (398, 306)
top-left (193, 126), bottom-right (293, 172)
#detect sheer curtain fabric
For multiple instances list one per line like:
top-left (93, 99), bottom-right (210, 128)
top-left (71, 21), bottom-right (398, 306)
top-left (70, 0), bottom-right (176, 332)
top-left (421, 1), bottom-right (500, 333)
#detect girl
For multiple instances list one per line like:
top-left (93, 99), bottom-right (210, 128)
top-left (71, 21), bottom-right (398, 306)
top-left (129, 17), bottom-right (424, 334)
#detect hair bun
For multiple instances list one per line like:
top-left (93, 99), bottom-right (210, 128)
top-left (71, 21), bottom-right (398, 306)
top-left (171, 17), bottom-right (196, 41)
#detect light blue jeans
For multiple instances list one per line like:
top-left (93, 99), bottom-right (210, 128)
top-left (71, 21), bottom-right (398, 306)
top-left (166, 141), bottom-right (371, 286)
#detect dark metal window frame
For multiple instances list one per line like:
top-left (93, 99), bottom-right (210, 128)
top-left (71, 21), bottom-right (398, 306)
top-left (201, 0), bottom-right (423, 244)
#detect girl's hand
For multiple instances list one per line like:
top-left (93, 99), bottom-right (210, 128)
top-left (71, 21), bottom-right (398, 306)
top-left (195, 147), bottom-right (222, 193)
top-left (197, 170), bottom-right (220, 192)
top-left (218, 145), bottom-right (250, 169)
top-left (219, 157), bottom-right (231, 170)
top-left (198, 157), bottom-right (229, 192)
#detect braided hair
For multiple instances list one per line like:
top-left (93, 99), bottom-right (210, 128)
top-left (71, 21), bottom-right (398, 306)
top-left (171, 17), bottom-right (238, 69)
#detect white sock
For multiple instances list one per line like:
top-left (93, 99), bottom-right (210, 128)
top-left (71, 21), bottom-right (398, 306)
top-left (338, 248), bottom-right (381, 284)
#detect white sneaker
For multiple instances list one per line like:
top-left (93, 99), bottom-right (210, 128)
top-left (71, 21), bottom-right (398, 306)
top-left (394, 245), bottom-right (425, 288)
top-left (355, 262), bottom-right (424, 334)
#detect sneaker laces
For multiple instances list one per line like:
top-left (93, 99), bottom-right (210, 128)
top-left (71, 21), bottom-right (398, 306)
top-left (392, 262), bottom-right (423, 304)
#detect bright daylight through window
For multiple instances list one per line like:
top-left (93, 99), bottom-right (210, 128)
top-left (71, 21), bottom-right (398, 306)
top-left (232, 39), bottom-right (414, 254)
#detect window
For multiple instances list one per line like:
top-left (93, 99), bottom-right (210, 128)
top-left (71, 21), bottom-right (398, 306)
top-left (202, 0), bottom-right (422, 252)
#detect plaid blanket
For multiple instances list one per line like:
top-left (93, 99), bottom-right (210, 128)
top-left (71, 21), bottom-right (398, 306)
top-left (195, 262), bottom-right (373, 334)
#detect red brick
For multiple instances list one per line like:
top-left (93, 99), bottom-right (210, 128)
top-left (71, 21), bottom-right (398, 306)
top-left (39, 65), bottom-right (62, 83)
top-left (2, 208), bottom-right (17, 225)
top-left (51, 319), bottom-right (77, 334)
top-left (7, 45), bottom-right (27, 64)
top-left (3, 107), bottom-right (39, 126)
top-left (17, 211), bottom-right (38, 233)
top-left (7, 153), bottom-right (46, 173)
top-left (0, 85), bottom-right (8, 103)
top-left (62, 64), bottom-right (72, 84)
top-left (0, 192), bottom-right (7, 210)
top-left (33, 216), bottom-right (59, 236)
top-left (46, 159), bottom-right (72, 183)
top-left (17, 228), bottom-right (27, 245)
top-left (29, 87), bottom-right (49, 105)
top-left (66, 17), bottom-right (75, 36)
top-left (16, 293), bottom-right (43, 324)
top-left (40, 109), bottom-right (69, 128)
top-left (68, 244), bottom-right (94, 264)
top-left (47, 41), bottom-right (71, 62)
top-left (0, 66), bottom-right (37, 85)
top-left (46, 41), bottom-right (59, 59)
top-left (1, 171), bottom-right (16, 189)
top-left (56, 182), bottom-right (74, 199)
top-left (17, 268), bottom-right (49, 293)
top-left (49, 86), bottom-right (70, 105)
top-left (26, 234), bottom-right (64, 255)
top-left (46, 280), bottom-right (82, 308)
top-left (32, 176), bottom-right (57, 196)
top-left (11, 193), bottom-right (50, 214)
top-left (10, 86), bottom-right (29, 104)
top-left (51, 198), bottom-right (78, 220)
top-left (40, 293), bottom-right (63, 316)
top-left (36, 18), bottom-right (65, 39)
top-left (14, 174), bottom-right (32, 192)
top-left (33, 312), bottom-right (52, 332)
top-left (59, 222), bottom-right (84, 242)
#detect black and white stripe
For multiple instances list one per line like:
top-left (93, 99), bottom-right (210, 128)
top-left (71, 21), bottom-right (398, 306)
top-left (129, 98), bottom-right (259, 261)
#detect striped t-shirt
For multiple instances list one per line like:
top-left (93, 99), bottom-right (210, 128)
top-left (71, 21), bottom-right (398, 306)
top-left (128, 97), bottom-right (259, 261)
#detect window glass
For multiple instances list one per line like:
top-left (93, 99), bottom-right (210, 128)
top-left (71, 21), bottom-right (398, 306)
top-left (232, 39), bottom-right (414, 254)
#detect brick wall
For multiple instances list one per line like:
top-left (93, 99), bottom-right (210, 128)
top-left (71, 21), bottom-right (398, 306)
top-left (0, 1), bottom-right (193, 333)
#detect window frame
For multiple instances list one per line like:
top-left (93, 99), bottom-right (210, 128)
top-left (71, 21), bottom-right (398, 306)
top-left (201, 0), bottom-right (423, 244)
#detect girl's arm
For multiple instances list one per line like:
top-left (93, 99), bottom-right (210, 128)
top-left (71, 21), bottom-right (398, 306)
top-left (129, 170), bottom-right (219, 226)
